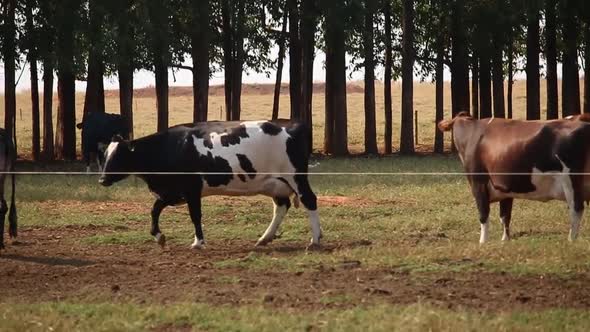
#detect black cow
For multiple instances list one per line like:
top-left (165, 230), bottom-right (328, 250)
top-left (0, 129), bottom-right (17, 250)
top-left (439, 112), bottom-right (590, 243)
top-left (99, 120), bottom-right (322, 249)
top-left (77, 112), bottom-right (129, 172)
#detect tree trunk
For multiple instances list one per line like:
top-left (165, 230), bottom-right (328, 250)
top-left (526, 5), bottom-right (541, 120)
top-left (363, 0), bottom-right (377, 155)
top-left (479, 53), bottom-right (492, 118)
top-left (471, 54), bottom-right (479, 119)
top-left (585, 23), bottom-right (589, 114)
top-left (450, 0), bottom-right (470, 118)
top-left (383, 0), bottom-right (393, 154)
top-left (147, 0), bottom-right (170, 131)
top-left (117, 0), bottom-right (134, 138)
top-left (83, 59), bottom-right (105, 116)
top-left (434, 34), bottom-right (444, 154)
top-left (492, 39), bottom-right (505, 118)
top-left (191, 0), bottom-right (209, 122)
top-left (400, 0), bottom-right (414, 154)
top-left (30, 60), bottom-right (41, 161)
top-left (83, 0), bottom-right (105, 116)
top-left (288, 0), bottom-right (302, 120)
top-left (3, 0), bottom-right (17, 139)
top-left (301, 0), bottom-right (316, 151)
top-left (42, 62), bottom-right (55, 161)
top-left (55, 0), bottom-right (78, 160)
top-left (561, 0), bottom-right (581, 117)
top-left (546, 0), bottom-right (558, 119)
top-left (221, 0), bottom-right (233, 120)
top-left (272, 11), bottom-right (288, 120)
top-left (25, 0), bottom-right (41, 160)
top-left (230, 0), bottom-right (245, 121)
top-left (56, 73), bottom-right (76, 160)
top-left (154, 62), bottom-right (169, 131)
top-left (507, 34), bottom-right (514, 119)
top-left (324, 4), bottom-right (348, 156)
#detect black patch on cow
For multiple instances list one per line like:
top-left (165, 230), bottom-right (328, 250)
top-left (203, 137), bottom-right (213, 149)
top-left (236, 154), bottom-right (257, 179)
top-left (220, 125), bottom-right (249, 147)
top-left (238, 174), bottom-right (247, 182)
top-left (260, 122), bottom-right (282, 136)
top-left (199, 151), bottom-right (234, 187)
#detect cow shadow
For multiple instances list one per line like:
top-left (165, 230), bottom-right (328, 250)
top-left (0, 254), bottom-right (95, 267)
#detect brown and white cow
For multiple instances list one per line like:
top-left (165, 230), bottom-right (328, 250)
top-left (438, 112), bottom-right (590, 243)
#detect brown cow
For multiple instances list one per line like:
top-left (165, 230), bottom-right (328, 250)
top-left (438, 112), bottom-right (590, 243)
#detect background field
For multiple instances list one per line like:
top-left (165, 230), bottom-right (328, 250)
top-left (1, 83), bottom-right (590, 330)
top-left (1, 78), bottom-right (585, 157)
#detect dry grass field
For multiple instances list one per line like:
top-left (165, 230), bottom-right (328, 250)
top-left (1, 79), bottom-right (590, 331)
top-left (1, 78), bottom-right (585, 158)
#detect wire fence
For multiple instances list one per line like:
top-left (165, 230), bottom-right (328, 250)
top-left (0, 171), bottom-right (585, 176)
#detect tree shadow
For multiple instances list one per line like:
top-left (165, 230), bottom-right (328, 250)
top-left (0, 254), bottom-right (95, 267)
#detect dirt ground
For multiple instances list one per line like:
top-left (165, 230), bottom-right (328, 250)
top-left (2, 222), bottom-right (590, 312)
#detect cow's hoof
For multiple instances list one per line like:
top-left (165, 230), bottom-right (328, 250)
top-left (191, 239), bottom-right (205, 249)
top-left (255, 237), bottom-right (272, 247)
top-left (306, 242), bottom-right (321, 252)
top-left (156, 233), bottom-right (166, 247)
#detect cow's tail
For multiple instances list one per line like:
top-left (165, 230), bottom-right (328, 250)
top-left (438, 111), bottom-right (472, 132)
top-left (7, 132), bottom-right (16, 239)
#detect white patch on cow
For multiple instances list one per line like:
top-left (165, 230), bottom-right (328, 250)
top-left (500, 216), bottom-right (510, 241)
top-left (487, 118), bottom-right (494, 125)
top-left (193, 122), bottom-right (296, 198)
top-left (488, 167), bottom-right (566, 202)
top-left (105, 142), bottom-right (119, 165)
top-left (256, 202), bottom-right (288, 246)
top-left (191, 236), bottom-right (205, 249)
top-left (565, 115), bottom-right (574, 120)
top-left (480, 221), bottom-right (489, 244)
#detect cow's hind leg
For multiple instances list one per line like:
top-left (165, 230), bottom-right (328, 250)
top-left (151, 199), bottom-right (168, 247)
top-left (499, 198), bottom-right (513, 241)
top-left (290, 175), bottom-right (321, 247)
top-left (472, 184), bottom-right (491, 244)
top-left (562, 174), bottom-right (584, 241)
top-left (256, 197), bottom-right (291, 246)
top-left (186, 194), bottom-right (205, 249)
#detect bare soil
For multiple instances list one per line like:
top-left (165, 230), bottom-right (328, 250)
top-left (2, 220), bottom-right (590, 312)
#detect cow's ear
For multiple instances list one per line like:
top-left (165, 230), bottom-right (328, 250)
top-left (76, 123), bottom-right (83, 129)
top-left (112, 134), bottom-right (123, 143)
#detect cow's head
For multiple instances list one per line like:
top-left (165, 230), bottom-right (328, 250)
top-left (99, 135), bottom-right (134, 186)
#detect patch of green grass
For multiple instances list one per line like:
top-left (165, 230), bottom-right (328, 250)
top-left (1, 302), bottom-right (590, 332)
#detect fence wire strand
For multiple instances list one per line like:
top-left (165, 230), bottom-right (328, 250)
top-left (0, 171), bottom-right (589, 176)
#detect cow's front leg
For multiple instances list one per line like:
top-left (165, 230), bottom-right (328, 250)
top-left (472, 183), bottom-right (490, 244)
top-left (151, 199), bottom-right (167, 247)
top-left (499, 198), bottom-right (513, 241)
top-left (187, 194), bottom-right (205, 249)
top-left (256, 197), bottom-right (290, 246)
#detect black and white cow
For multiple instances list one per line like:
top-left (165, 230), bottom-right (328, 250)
top-left (77, 112), bottom-right (129, 172)
top-left (98, 120), bottom-right (322, 249)
top-left (0, 128), bottom-right (17, 250)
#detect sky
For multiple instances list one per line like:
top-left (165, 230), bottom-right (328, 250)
top-left (1, 50), bottom-right (453, 93)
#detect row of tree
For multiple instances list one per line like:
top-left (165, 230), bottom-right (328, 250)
top-left (1, 0), bottom-right (589, 159)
